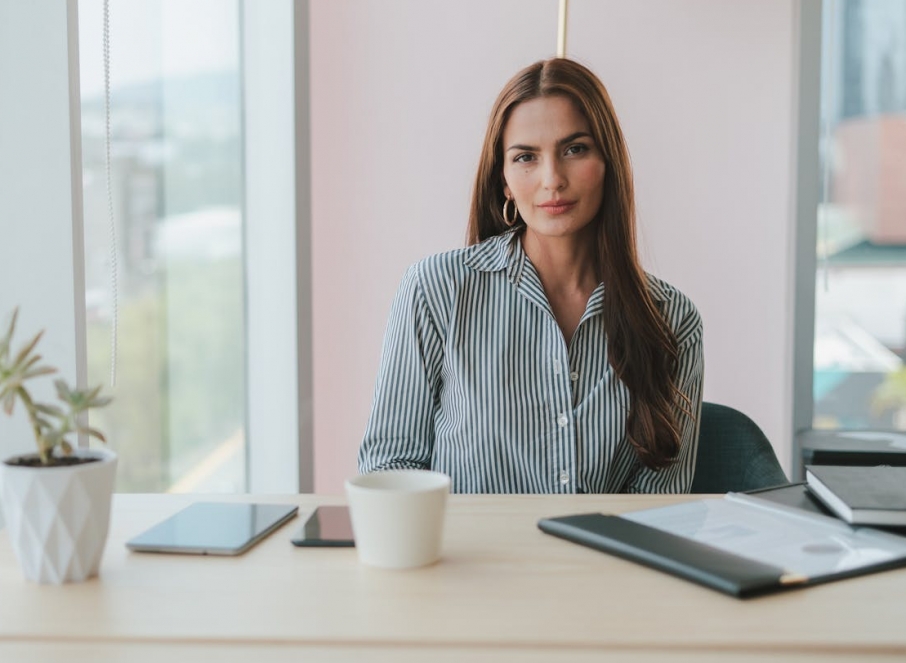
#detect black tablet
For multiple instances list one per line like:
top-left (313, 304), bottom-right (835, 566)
top-left (126, 502), bottom-right (298, 555)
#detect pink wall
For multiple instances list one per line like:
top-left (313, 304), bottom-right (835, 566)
top-left (310, 0), bottom-right (798, 493)
top-left (570, 0), bottom-right (797, 473)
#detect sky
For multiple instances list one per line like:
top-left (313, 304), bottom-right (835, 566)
top-left (78, 0), bottom-right (239, 99)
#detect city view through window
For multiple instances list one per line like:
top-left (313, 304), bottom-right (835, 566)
top-left (814, 0), bottom-right (906, 431)
top-left (78, 0), bottom-right (246, 492)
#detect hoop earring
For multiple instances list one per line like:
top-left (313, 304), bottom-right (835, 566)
top-left (502, 198), bottom-right (518, 227)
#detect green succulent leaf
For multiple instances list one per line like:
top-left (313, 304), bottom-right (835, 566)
top-left (22, 366), bottom-right (56, 380)
top-left (35, 416), bottom-right (54, 431)
top-left (54, 379), bottom-right (73, 403)
top-left (0, 308), bottom-right (18, 362)
top-left (88, 395), bottom-right (113, 408)
top-left (34, 402), bottom-right (65, 418)
top-left (20, 354), bottom-right (55, 379)
top-left (84, 427), bottom-right (107, 443)
top-left (2, 391), bottom-right (15, 416)
top-left (13, 331), bottom-right (44, 369)
top-left (2, 307), bottom-right (113, 459)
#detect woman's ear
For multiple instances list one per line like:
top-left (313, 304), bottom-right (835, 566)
top-left (503, 185), bottom-right (511, 200)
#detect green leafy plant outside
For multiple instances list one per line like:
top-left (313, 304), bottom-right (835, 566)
top-left (873, 368), bottom-right (906, 421)
top-left (0, 308), bottom-right (112, 464)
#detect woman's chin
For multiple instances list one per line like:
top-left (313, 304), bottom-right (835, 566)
top-left (522, 217), bottom-right (595, 241)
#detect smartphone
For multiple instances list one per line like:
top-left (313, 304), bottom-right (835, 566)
top-left (291, 505), bottom-right (355, 547)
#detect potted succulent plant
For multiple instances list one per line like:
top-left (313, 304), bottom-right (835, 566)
top-left (0, 308), bottom-right (116, 583)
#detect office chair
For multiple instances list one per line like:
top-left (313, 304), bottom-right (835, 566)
top-left (690, 402), bottom-right (789, 493)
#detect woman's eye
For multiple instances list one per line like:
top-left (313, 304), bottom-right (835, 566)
top-left (513, 153), bottom-right (535, 164)
top-left (565, 143), bottom-right (589, 156)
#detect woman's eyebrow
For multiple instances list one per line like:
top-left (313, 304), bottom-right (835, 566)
top-left (505, 131), bottom-right (593, 153)
top-left (505, 143), bottom-right (538, 153)
top-left (557, 131), bottom-right (593, 145)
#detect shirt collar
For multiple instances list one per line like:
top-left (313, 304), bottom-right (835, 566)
top-left (463, 229), bottom-right (524, 284)
top-left (645, 273), bottom-right (669, 302)
top-left (462, 228), bottom-right (669, 302)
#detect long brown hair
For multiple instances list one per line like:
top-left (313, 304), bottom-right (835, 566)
top-left (467, 58), bottom-right (686, 470)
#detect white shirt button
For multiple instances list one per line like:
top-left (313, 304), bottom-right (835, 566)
top-left (559, 471), bottom-right (570, 485)
top-left (552, 359), bottom-right (562, 375)
top-left (570, 371), bottom-right (579, 381)
top-left (557, 413), bottom-right (569, 427)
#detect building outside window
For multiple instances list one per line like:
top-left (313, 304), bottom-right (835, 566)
top-left (815, 0), bottom-right (906, 431)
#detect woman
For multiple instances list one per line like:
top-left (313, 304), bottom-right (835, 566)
top-left (359, 58), bottom-right (703, 493)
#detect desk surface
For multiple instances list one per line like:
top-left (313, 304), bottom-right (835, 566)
top-left (2, 493), bottom-right (905, 662)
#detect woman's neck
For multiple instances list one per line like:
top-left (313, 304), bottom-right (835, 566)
top-left (520, 228), bottom-right (599, 345)
top-left (520, 228), bottom-right (599, 296)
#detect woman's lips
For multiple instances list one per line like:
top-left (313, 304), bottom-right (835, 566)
top-left (538, 201), bottom-right (577, 215)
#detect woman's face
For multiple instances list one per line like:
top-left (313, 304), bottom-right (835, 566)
top-left (501, 95), bottom-right (606, 241)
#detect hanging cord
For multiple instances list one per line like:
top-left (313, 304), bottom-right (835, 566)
top-left (104, 0), bottom-right (118, 386)
top-left (819, 0), bottom-right (837, 294)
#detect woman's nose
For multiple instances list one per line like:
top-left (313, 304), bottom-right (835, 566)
top-left (541, 159), bottom-right (566, 191)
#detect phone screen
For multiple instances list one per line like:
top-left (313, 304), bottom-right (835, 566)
top-left (291, 505), bottom-right (355, 547)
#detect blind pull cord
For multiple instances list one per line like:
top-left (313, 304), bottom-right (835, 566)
top-left (103, 0), bottom-right (118, 387)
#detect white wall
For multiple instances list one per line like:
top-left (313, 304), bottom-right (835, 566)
top-left (0, 0), bottom-right (83, 461)
top-left (309, 0), bottom-right (801, 493)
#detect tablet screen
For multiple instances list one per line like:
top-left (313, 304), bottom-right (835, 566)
top-left (126, 502), bottom-right (298, 555)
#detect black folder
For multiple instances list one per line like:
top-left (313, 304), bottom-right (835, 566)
top-left (538, 513), bottom-right (794, 598)
top-left (538, 496), bottom-right (906, 599)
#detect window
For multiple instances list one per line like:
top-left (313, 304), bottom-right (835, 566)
top-left (814, 0), bottom-right (906, 431)
top-left (78, 0), bottom-right (246, 492)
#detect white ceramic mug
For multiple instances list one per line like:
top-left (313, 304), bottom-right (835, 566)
top-left (345, 469), bottom-right (451, 570)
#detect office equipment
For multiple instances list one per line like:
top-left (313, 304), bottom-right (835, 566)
top-left (126, 502), bottom-right (298, 555)
top-left (3, 494), bottom-right (906, 661)
top-left (539, 493), bottom-right (906, 598)
top-left (806, 465), bottom-right (906, 526)
top-left (691, 402), bottom-right (788, 493)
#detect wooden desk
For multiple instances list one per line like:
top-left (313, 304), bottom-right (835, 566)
top-left (1, 494), bottom-right (905, 662)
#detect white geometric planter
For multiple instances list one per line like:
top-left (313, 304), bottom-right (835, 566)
top-left (0, 448), bottom-right (117, 584)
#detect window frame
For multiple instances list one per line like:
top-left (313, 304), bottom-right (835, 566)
top-left (53, 0), bottom-right (315, 492)
top-left (792, 0), bottom-right (823, 469)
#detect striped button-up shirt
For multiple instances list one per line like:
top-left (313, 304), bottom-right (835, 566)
top-left (359, 229), bottom-right (704, 494)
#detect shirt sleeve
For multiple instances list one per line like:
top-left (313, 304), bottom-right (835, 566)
top-left (626, 308), bottom-right (704, 494)
top-left (358, 264), bottom-right (444, 473)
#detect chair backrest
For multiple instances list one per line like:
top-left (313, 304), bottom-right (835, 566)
top-left (691, 402), bottom-right (788, 493)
